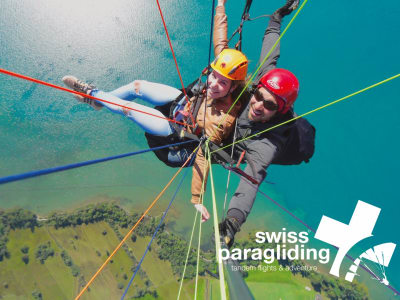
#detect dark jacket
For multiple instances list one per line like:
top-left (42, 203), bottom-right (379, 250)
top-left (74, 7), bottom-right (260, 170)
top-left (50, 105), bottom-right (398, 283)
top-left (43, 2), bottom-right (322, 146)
top-left (227, 103), bottom-right (295, 221)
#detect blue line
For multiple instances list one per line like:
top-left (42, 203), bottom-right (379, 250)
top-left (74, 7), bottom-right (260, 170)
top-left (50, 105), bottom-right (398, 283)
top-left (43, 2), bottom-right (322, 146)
top-left (0, 140), bottom-right (196, 185)
top-left (121, 149), bottom-right (198, 300)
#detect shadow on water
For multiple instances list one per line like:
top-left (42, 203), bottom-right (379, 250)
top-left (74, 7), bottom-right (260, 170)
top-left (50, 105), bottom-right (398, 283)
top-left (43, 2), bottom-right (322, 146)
top-left (19, 62), bottom-right (55, 102)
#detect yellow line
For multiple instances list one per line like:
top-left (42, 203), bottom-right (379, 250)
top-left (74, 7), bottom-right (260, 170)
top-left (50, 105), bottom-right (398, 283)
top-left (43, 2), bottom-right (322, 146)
top-left (213, 73), bottom-right (400, 153)
top-left (207, 143), bottom-right (227, 300)
top-left (75, 146), bottom-right (201, 300)
top-left (194, 202), bottom-right (202, 300)
top-left (194, 143), bottom-right (209, 300)
top-left (176, 210), bottom-right (198, 300)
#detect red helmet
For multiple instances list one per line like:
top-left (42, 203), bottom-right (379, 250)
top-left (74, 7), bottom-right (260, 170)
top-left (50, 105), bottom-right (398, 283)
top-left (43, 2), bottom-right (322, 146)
top-left (258, 68), bottom-right (299, 114)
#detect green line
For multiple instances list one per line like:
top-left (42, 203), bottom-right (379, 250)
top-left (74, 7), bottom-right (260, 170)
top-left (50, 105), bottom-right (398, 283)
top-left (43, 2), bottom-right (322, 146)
top-left (176, 210), bottom-right (198, 300)
top-left (213, 73), bottom-right (400, 153)
top-left (177, 145), bottom-right (204, 300)
top-left (194, 205), bottom-right (202, 300)
top-left (194, 142), bottom-right (211, 300)
top-left (207, 143), bottom-right (227, 300)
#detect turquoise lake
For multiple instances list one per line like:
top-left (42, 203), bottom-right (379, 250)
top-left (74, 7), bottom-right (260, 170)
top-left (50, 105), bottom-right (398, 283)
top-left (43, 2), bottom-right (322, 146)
top-left (0, 0), bottom-right (399, 298)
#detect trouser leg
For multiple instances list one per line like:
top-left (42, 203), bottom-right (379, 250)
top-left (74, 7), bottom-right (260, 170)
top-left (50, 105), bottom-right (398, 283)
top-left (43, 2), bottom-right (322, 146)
top-left (254, 16), bottom-right (282, 83)
top-left (167, 148), bottom-right (193, 165)
top-left (90, 90), bottom-right (174, 136)
top-left (109, 80), bottom-right (182, 105)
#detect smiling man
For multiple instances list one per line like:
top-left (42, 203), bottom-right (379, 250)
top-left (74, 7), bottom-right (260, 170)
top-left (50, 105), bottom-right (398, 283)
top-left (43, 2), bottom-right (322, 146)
top-left (248, 68), bottom-right (298, 123)
top-left (219, 0), bottom-right (315, 247)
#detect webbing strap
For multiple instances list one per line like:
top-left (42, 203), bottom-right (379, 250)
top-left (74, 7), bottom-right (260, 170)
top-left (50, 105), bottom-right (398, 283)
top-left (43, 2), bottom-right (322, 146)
top-left (228, 0), bottom-right (253, 50)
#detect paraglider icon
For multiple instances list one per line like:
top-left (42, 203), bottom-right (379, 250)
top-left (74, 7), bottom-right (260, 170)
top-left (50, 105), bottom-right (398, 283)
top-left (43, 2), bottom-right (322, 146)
top-left (314, 200), bottom-right (397, 286)
top-left (345, 242), bottom-right (396, 285)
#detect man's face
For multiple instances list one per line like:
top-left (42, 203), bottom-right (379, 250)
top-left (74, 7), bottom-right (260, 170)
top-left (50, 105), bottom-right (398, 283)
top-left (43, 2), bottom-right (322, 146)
top-left (248, 87), bottom-right (279, 122)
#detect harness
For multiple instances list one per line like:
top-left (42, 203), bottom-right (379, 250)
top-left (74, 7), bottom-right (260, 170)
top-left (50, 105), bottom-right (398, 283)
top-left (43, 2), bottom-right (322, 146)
top-left (144, 78), bottom-right (253, 174)
top-left (144, 78), bottom-right (206, 167)
top-left (168, 79), bottom-right (206, 140)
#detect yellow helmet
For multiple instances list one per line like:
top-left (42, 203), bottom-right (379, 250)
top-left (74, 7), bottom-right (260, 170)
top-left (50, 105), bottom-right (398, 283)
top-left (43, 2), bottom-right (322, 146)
top-left (210, 49), bottom-right (248, 81)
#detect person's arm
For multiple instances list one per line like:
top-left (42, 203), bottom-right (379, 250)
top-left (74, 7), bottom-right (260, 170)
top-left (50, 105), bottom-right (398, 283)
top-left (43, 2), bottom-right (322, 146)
top-left (226, 139), bottom-right (278, 223)
top-left (190, 146), bottom-right (208, 204)
top-left (255, 15), bottom-right (283, 83)
top-left (213, 0), bottom-right (229, 57)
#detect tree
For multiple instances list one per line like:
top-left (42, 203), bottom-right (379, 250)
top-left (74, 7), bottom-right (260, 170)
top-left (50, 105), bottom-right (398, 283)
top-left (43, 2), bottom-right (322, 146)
top-left (71, 265), bottom-right (80, 277)
top-left (61, 250), bottom-right (72, 266)
top-left (20, 246), bottom-right (29, 254)
top-left (35, 243), bottom-right (54, 264)
top-left (22, 255), bottom-right (29, 264)
top-left (309, 272), bottom-right (322, 292)
top-left (32, 290), bottom-right (43, 300)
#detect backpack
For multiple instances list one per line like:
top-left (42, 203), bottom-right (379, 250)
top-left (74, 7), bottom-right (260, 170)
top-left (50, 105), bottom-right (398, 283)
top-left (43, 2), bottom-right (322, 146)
top-left (273, 116), bottom-right (316, 165)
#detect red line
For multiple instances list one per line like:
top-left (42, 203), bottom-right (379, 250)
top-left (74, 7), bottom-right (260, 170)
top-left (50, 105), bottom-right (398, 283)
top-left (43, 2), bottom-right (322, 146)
top-left (0, 68), bottom-right (193, 128)
top-left (155, 0), bottom-right (196, 126)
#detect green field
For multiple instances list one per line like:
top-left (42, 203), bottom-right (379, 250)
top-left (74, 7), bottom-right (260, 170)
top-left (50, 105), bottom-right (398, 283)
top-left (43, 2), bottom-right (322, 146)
top-left (0, 223), bottom-right (166, 299)
top-left (0, 226), bottom-right (75, 299)
top-left (0, 221), bottom-right (221, 300)
top-left (0, 214), bottom-right (349, 300)
top-left (245, 264), bottom-right (318, 300)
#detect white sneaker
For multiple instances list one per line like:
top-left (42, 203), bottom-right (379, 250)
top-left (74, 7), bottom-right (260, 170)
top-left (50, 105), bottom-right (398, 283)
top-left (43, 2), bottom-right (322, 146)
top-left (62, 75), bottom-right (103, 111)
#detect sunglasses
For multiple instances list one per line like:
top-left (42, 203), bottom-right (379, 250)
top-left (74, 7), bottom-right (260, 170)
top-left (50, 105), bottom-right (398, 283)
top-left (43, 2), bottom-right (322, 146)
top-left (251, 88), bottom-right (279, 111)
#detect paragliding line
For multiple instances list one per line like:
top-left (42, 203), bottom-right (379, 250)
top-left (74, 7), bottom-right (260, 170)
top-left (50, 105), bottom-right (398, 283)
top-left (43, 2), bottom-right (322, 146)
top-left (154, 0), bottom-right (195, 125)
top-left (228, 170), bottom-right (400, 295)
top-left (0, 68), bottom-right (193, 128)
top-left (74, 149), bottom-right (198, 300)
top-left (177, 211), bottom-right (199, 300)
top-left (121, 149), bottom-right (198, 300)
top-left (0, 140), bottom-right (196, 185)
top-left (194, 141), bottom-right (210, 300)
top-left (214, 73), bottom-right (400, 153)
top-left (207, 143), bottom-right (227, 300)
top-left (211, 0), bottom-right (309, 137)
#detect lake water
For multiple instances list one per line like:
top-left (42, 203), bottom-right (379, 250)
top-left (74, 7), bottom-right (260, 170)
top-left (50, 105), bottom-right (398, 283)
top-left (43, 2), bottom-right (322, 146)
top-left (0, 0), bottom-right (399, 298)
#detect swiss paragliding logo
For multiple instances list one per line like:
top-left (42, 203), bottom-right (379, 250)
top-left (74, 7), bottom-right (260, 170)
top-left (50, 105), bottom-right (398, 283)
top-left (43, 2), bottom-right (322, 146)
top-left (314, 200), bottom-right (396, 286)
